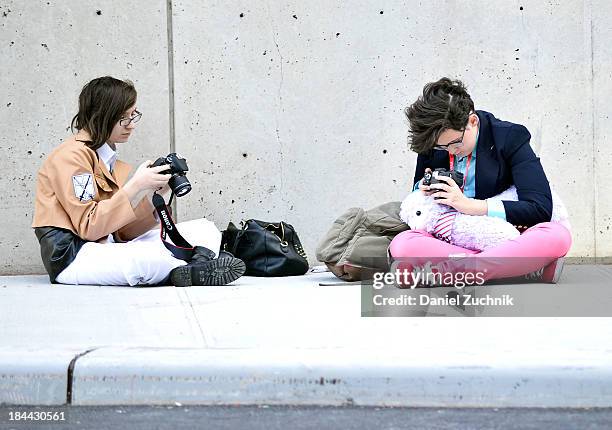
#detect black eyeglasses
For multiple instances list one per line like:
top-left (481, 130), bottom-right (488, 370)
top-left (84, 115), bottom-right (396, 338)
top-left (119, 110), bottom-right (142, 127)
top-left (432, 112), bottom-right (479, 151)
top-left (432, 128), bottom-right (466, 151)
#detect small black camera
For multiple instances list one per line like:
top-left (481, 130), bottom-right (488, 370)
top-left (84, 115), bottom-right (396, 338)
top-left (423, 168), bottom-right (464, 189)
top-left (150, 153), bottom-right (191, 197)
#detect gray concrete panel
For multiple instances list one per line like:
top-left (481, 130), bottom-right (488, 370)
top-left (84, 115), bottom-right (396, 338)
top-left (593, 0), bottom-right (612, 257)
top-left (0, 276), bottom-right (210, 349)
top-left (0, 1), bottom-right (170, 274)
top-left (444, 2), bottom-right (596, 257)
top-left (172, 1), bottom-right (600, 261)
top-left (170, 1), bottom-right (287, 226)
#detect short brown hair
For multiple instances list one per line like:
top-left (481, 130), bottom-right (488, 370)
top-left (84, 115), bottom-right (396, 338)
top-left (71, 76), bottom-right (137, 150)
top-left (405, 77), bottom-right (474, 154)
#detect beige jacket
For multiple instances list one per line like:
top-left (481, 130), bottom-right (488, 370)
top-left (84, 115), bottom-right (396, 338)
top-left (32, 131), bottom-right (158, 242)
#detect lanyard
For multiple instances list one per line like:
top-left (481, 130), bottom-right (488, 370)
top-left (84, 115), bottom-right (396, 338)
top-left (449, 153), bottom-right (472, 193)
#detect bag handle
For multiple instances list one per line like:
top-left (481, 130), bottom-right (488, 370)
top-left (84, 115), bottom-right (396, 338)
top-left (237, 219), bottom-right (289, 247)
top-left (223, 221), bottom-right (249, 255)
top-left (265, 222), bottom-right (288, 247)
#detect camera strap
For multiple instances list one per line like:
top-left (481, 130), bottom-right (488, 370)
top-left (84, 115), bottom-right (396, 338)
top-left (151, 192), bottom-right (194, 261)
top-left (449, 153), bottom-right (471, 193)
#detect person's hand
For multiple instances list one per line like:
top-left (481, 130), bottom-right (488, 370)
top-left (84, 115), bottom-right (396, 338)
top-left (155, 181), bottom-right (172, 198)
top-left (429, 174), bottom-right (472, 213)
top-left (122, 161), bottom-right (171, 207)
top-left (418, 168), bottom-right (434, 196)
top-left (131, 160), bottom-right (171, 192)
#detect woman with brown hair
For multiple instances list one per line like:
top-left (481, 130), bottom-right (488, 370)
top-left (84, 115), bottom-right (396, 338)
top-left (32, 76), bottom-right (245, 286)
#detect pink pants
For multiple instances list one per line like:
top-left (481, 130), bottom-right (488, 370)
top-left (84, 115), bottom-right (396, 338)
top-left (388, 222), bottom-right (572, 281)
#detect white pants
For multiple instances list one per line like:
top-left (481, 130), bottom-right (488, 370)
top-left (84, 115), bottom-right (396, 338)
top-left (55, 219), bottom-right (222, 286)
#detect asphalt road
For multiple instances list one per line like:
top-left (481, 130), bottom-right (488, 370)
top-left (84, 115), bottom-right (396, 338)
top-left (1, 405), bottom-right (611, 430)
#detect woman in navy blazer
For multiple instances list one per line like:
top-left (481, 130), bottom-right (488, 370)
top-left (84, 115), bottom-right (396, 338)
top-left (389, 78), bottom-right (572, 283)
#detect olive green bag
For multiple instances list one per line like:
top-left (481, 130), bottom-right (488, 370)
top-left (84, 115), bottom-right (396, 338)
top-left (315, 201), bottom-right (410, 280)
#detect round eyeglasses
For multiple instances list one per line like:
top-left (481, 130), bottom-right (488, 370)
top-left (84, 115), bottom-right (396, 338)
top-left (119, 110), bottom-right (142, 127)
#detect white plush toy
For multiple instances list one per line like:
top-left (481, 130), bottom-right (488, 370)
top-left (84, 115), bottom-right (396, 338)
top-left (399, 185), bottom-right (570, 251)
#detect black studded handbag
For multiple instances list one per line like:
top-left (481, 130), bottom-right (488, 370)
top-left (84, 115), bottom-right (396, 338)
top-left (221, 220), bottom-right (309, 277)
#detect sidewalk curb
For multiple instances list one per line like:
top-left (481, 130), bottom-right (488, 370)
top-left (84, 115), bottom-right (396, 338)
top-left (0, 348), bottom-right (82, 405)
top-left (70, 347), bottom-right (612, 407)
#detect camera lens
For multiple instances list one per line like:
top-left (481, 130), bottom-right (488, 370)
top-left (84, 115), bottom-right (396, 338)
top-left (169, 175), bottom-right (191, 197)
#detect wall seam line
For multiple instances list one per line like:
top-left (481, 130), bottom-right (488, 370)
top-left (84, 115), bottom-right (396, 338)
top-left (166, 0), bottom-right (177, 217)
top-left (589, 0), bottom-right (597, 260)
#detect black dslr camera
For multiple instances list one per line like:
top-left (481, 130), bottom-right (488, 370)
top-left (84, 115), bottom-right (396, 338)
top-left (150, 153), bottom-right (191, 197)
top-left (422, 168), bottom-right (464, 199)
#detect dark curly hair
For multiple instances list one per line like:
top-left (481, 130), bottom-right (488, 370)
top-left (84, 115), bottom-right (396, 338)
top-left (405, 77), bottom-right (475, 154)
top-left (71, 76), bottom-right (137, 150)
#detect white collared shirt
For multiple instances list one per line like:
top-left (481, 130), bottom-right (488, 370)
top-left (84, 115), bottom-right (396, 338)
top-left (95, 143), bottom-right (118, 243)
top-left (96, 143), bottom-right (117, 173)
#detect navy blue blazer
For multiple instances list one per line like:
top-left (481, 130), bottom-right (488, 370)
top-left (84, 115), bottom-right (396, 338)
top-left (413, 110), bottom-right (553, 228)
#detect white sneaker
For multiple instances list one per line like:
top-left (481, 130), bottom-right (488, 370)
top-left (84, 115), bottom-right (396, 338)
top-left (524, 258), bottom-right (565, 284)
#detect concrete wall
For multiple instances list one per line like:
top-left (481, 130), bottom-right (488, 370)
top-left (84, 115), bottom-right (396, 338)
top-left (0, 0), bottom-right (609, 274)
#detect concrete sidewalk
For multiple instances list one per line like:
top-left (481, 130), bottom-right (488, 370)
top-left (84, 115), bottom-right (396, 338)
top-left (1, 266), bottom-right (612, 407)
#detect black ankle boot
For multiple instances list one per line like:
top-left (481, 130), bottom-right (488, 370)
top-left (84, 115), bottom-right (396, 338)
top-left (170, 246), bottom-right (246, 287)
